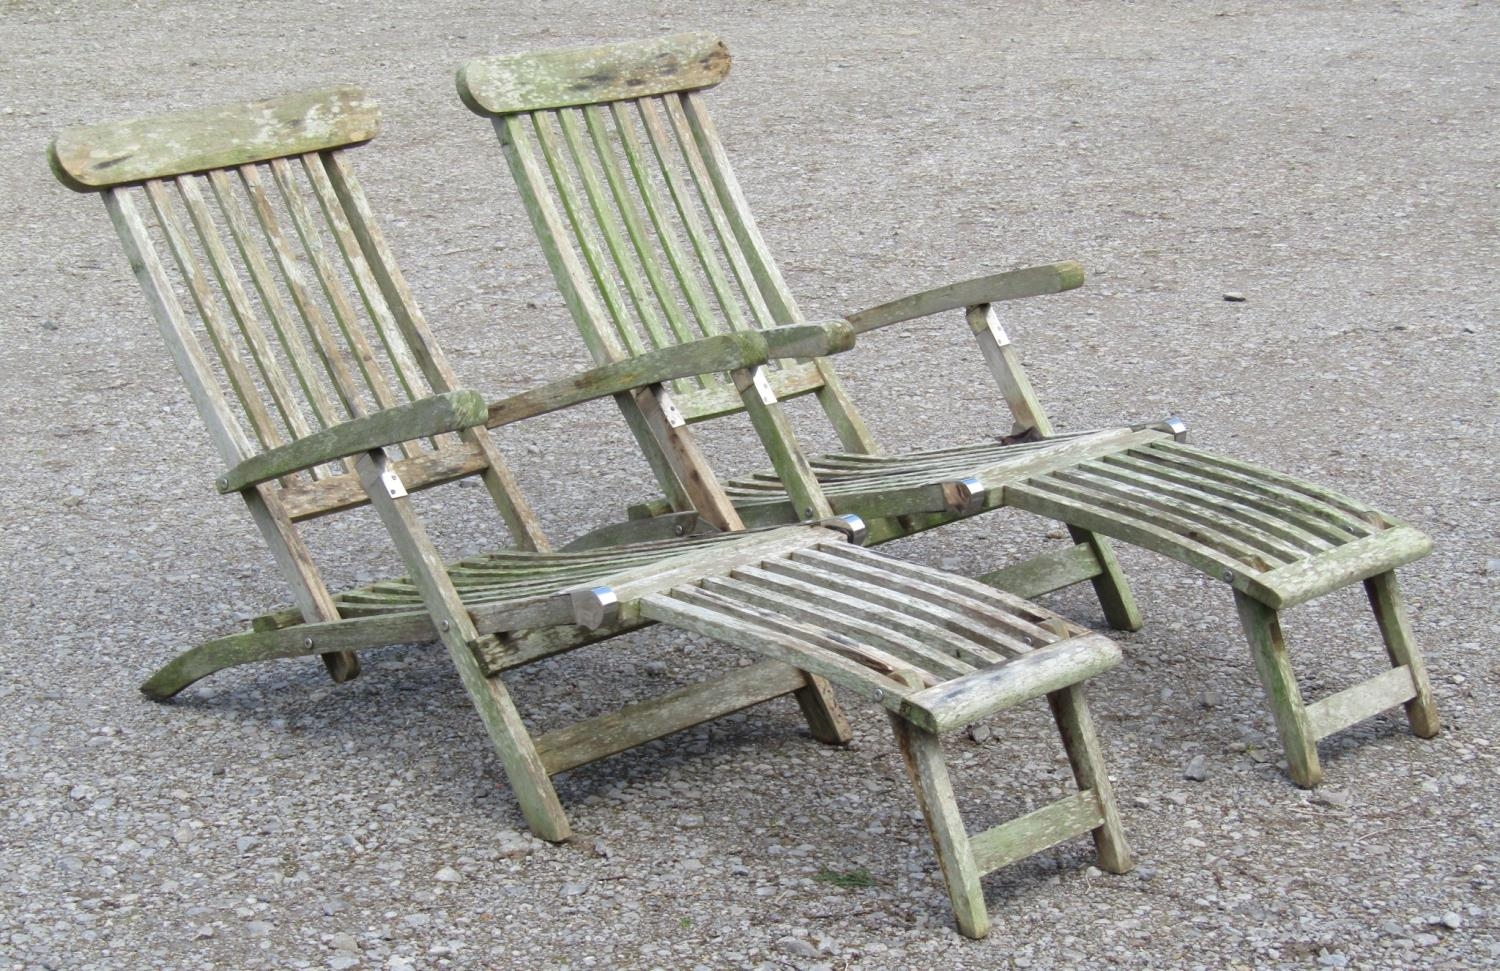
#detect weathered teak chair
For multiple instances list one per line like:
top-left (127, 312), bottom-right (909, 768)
top-left (52, 87), bottom-right (1134, 937)
top-left (457, 33), bottom-right (1440, 789)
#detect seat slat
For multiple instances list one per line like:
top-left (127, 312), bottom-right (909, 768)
top-left (701, 573), bottom-right (975, 680)
top-left (790, 548), bottom-right (1062, 647)
top-left (1051, 465), bottom-right (1308, 564)
top-left (1099, 451), bottom-right (1347, 548)
top-left (724, 564), bottom-right (1008, 669)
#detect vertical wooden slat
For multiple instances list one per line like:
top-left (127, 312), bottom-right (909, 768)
top-left (530, 111), bottom-right (641, 358)
top-left (109, 185), bottom-right (359, 677)
top-left (323, 151), bottom-right (550, 552)
top-left (583, 104), bottom-right (700, 350)
top-left (300, 153), bottom-right (427, 405)
top-left (679, 91), bottom-right (802, 324)
top-left (267, 157), bottom-right (418, 459)
top-left (143, 178), bottom-right (284, 451)
top-left (176, 175), bottom-right (320, 454)
top-left (105, 188), bottom-right (254, 463)
top-left (636, 97), bottom-right (749, 333)
top-left (662, 94), bottom-right (775, 330)
top-left (300, 152), bottom-right (445, 452)
top-left (611, 101), bottom-right (721, 339)
top-left (237, 163), bottom-right (369, 419)
top-left (555, 108), bottom-right (668, 355)
top-left (207, 168), bottom-right (343, 431)
top-left (496, 113), bottom-right (692, 513)
top-left (677, 90), bottom-right (878, 453)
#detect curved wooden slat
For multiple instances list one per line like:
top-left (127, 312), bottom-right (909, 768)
top-left (52, 85), bottom-right (378, 191)
top-left (458, 33), bottom-right (730, 116)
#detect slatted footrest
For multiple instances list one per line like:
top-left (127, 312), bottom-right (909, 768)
top-left (1003, 438), bottom-right (1432, 609)
top-left (636, 542), bottom-right (1123, 733)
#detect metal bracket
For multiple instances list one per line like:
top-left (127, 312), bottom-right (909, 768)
top-left (967, 304), bottom-right (1011, 347)
top-left (747, 366), bottom-right (777, 405)
top-left (940, 477), bottom-right (986, 515)
top-left (571, 585), bottom-right (620, 630)
top-left (1163, 415), bottom-right (1189, 442)
top-left (655, 388), bottom-right (686, 428)
top-left (379, 466), bottom-right (408, 499)
top-left (821, 513), bottom-right (868, 546)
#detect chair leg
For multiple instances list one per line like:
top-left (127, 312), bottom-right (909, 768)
top-left (1047, 685), bottom-right (1132, 874)
top-left (1364, 571), bottom-right (1441, 739)
top-left (1068, 527), bottom-right (1143, 632)
top-left (320, 650), bottom-right (360, 683)
top-left (794, 674), bottom-right (854, 745)
top-left (1233, 591), bottom-right (1322, 788)
top-left (887, 715), bottom-right (989, 939)
top-left (456, 664), bottom-right (572, 843)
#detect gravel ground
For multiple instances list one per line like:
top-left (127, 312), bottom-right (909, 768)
top-left (3, 2), bottom-right (1498, 969)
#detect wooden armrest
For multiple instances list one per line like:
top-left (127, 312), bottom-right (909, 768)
top-left (218, 390), bottom-right (487, 493)
top-left (485, 331), bottom-right (766, 428)
top-left (759, 319), bottom-right (856, 359)
top-left (844, 261), bottom-right (1085, 334)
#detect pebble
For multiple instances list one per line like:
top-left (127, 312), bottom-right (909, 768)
top-left (1183, 755), bottom-right (1210, 782)
top-left (433, 866), bottom-right (463, 883)
top-left (1223, 291), bottom-right (1247, 302)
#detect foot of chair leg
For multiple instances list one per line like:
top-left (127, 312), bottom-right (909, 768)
top-left (1048, 685), bottom-right (1132, 874)
top-left (794, 674), bottom-right (854, 745)
top-left (1234, 591), bottom-right (1322, 789)
top-left (1364, 571), bottom-right (1441, 739)
top-left (1068, 527), bottom-right (1143, 633)
top-left (888, 715), bottom-right (989, 939)
top-left (321, 650), bottom-right (360, 684)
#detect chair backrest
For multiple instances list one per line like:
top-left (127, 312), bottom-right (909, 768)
top-left (459, 34), bottom-right (876, 452)
top-left (51, 86), bottom-right (547, 550)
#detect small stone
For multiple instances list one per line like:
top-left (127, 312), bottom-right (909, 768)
top-left (643, 660), bottom-right (669, 676)
top-left (1164, 791), bottom-right (1189, 807)
top-left (321, 899), bottom-right (350, 916)
top-left (236, 835), bottom-right (260, 853)
top-left (433, 866), bottom-right (463, 883)
top-left (1414, 933), bottom-right (1440, 947)
top-left (1199, 690), bottom-right (1221, 709)
top-left (967, 724), bottom-right (993, 744)
top-left (328, 956), bottom-right (360, 971)
top-left (776, 937), bottom-right (819, 960)
top-left (1044, 528), bottom-right (1067, 540)
top-left (1317, 953), bottom-right (1348, 968)
top-left (1223, 291), bottom-right (1247, 302)
top-left (1313, 788), bottom-right (1353, 808)
top-left (678, 814), bottom-right (703, 829)
top-left (387, 959), bottom-right (415, 971)
top-left (245, 920), bottom-right (274, 937)
top-left (1439, 912), bottom-right (1462, 930)
top-left (193, 925), bottom-right (214, 940)
top-left (560, 880), bottom-right (590, 897)
top-left (1485, 557), bottom-right (1500, 575)
top-left (330, 932), bottom-right (360, 952)
top-left (1183, 755), bottom-right (1209, 782)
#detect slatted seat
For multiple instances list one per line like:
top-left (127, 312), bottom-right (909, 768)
top-left (54, 85), bottom-right (1133, 938)
top-left (458, 33), bottom-right (1441, 790)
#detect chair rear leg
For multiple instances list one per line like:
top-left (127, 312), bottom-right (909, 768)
top-left (887, 715), bottom-right (989, 939)
top-left (1364, 571), bottom-right (1440, 738)
top-left (793, 675), bottom-right (854, 745)
top-left (453, 656), bottom-right (572, 843)
top-left (1233, 591), bottom-right (1322, 788)
top-left (1047, 685), bottom-right (1131, 874)
top-left (1067, 527), bottom-right (1143, 632)
top-left (320, 650), bottom-right (360, 683)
